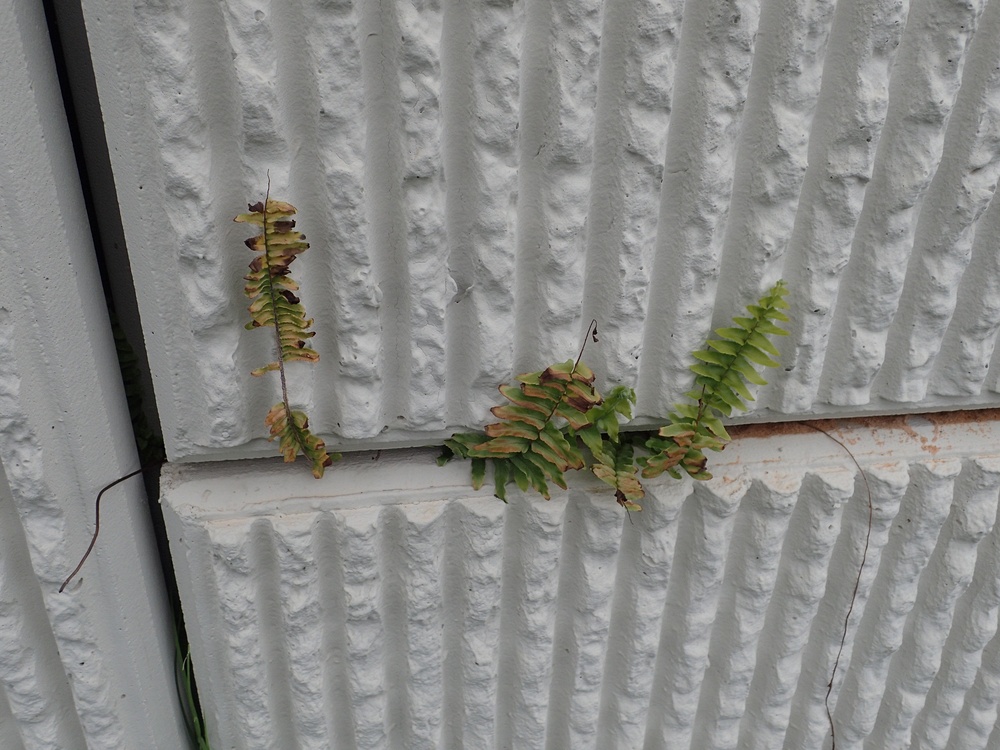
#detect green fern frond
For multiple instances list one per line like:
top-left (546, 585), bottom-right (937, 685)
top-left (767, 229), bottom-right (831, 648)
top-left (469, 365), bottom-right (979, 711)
top-left (575, 385), bottom-right (645, 508)
top-left (440, 434), bottom-right (488, 487)
top-left (577, 384), bottom-right (635, 452)
top-left (641, 280), bottom-right (789, 480)
top-left (452, 359), bottom-right (602, 500)
top-left (591, 438), bottom-right (644, 512)
top-left (439, 433), bottom-right (508, 500)
top-left (237, 192), bottom-right (337, 477)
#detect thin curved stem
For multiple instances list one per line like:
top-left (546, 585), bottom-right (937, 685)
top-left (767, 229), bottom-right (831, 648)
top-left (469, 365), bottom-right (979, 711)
top-left (59, 461), bottom-right (163, 593)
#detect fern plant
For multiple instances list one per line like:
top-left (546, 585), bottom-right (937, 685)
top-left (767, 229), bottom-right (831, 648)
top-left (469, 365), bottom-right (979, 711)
top-left (441, 357), bottom-right (598, 501)
top-left (641, 280), bottom-right (789, 480)
top-left (442, 282), bottom-right (789, 509)
top-left (440, 323), bottom-right (644, 508)
top-left (236, 190), bottom-right (337, 477)
top-left (230, 188), bottom-right (788, 501)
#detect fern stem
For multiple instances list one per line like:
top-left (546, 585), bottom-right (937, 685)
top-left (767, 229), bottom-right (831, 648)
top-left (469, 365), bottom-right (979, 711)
top-left (574, 319), bottom-right (598, 370)
top-left (260, 180), bottom-right (293, 414)
top-left (527, 324), bottom-right (599, 436)
top-left (693, 383), bottom-right (709, 429)
top-left (259, 190), bottom-right (313, 456)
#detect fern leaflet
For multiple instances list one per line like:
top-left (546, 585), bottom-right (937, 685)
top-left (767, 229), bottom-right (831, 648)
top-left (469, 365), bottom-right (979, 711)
top-left (236, 198), bottom-right (318, 375)
top-left (264, 403), bottom-right (332, 479)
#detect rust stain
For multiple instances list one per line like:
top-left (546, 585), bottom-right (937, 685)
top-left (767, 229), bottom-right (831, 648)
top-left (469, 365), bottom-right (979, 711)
top-left (728, 408), bottom-right (1000, 441)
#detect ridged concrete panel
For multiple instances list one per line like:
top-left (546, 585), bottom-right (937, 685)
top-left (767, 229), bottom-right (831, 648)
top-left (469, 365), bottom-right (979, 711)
top-left (87, 0), bottom-right (1000, 460)
top-left (0, 465), bottom-right (67, 750)
top-left (163, 412), bottom-right (1000, 749)
top-left (0, 0), bottom-right (188, 746)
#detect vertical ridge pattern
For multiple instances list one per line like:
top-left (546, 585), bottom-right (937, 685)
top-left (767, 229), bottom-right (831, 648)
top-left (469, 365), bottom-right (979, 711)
top-left (946, 618), bottom-right (1000, 749)
top-left (821, 0), bottom-right (980, 406)
top-left (643, 479), bottom-right (750, 749)
top-left (595, 481), bottom-right (687, 749)
top-left (877, 0), bottom-right (1000, 403)
top-left (867, 458), bottom-right (1000, 748)
top-left (543, 495), bottom-right (588, 750)
top-left (313, 514), bottom-right (358, 749)
top-left (134, 0), bottom-right (246, 449)
top-left (272, 515), bottom-right (330, 749)
top-left (911, 460), bottom-right (1000, 748)
top-left (712, 0), bottom-right (835, 333)
top-left (690, 476), bottom-right (800, 750)
top-left (512, 0), bottom-right (602, 370)
top-left (343, 508), bottom-right (389, 748)
top-left (248, 520), bottom-right (300, 749)
top-left (831, 461), bottom-right (962, 747)
top-left (546, 494), bottom-right (623, 748)
top-left (782, 463), bottom-right (910, 749)
top-left (398, 0), bottom-right (449, 428)
top-left (580, 0), bottom-right (681, 386)
top-left (0, 470), bottom-right (88, 750)
top-left (117, 0), bottom-right (1000, 459)
top-left (636, 0), bottom-right (759, 418)
top-left (271, 0), bottom-right (342, 432)
top-left (359, 0), bottom-right (410, 429)
top-left (208, 521), bottom-right (271, 748)
top-left (439, 0), bottom-right (522, 426)
top-left (496, 497), bottom-right (567, 748)
top-left (774, 0), bottom-right (908, 413)
top-left (738, 469), bottom-right (857, 750)
top-left (162, 420), bottom-right (1000, 749)
top-left (451, 498), bottom-right (506, 747)
top-left (301, 1), bottom-right (382, 437)
top-left (400, 502), bottom-right (447, 746)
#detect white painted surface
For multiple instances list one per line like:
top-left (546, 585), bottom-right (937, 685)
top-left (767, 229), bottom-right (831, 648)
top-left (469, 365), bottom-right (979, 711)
top-left (163, 413), bottom-right (1000, 749)
top-left (59, 0), bottom-right (1000, 745)
top-left (80, 0), bottom-right (1000, 461)
top-left (0, 0), bottom-right (187, 746)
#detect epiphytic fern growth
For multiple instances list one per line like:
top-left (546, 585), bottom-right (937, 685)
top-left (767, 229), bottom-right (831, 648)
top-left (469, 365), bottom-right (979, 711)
top-left (641, 280), bottom-right (789, 480)
top-left (236, 190), bottom-right (337, 477)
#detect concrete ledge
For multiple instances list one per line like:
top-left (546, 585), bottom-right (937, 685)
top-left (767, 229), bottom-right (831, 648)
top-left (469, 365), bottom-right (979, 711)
top-left (163, 414), bottom-right (1000, 748)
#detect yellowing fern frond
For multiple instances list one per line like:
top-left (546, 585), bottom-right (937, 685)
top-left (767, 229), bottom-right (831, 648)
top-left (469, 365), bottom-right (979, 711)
top-left (236, 199), bottom-right (318, 375)
top-left (453, 359), bottom-right (602, 499)
top-left (265, 403), bottom-right (336, 478)
top-left (236, 191), bottom-right (337, 477)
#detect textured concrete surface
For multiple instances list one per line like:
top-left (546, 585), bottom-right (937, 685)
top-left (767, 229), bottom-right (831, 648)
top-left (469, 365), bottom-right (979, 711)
top-left (163, 413), bottom-right (1000, 749)
top-left (78, 0), bottom-right (1000, 460)
top-left (0, 0), bottom-right (187, 746)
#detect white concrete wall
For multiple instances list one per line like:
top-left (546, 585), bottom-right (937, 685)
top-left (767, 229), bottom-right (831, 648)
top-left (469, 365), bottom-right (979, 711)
top-left (63, 0), bottom-right (1000, 747)
top-left (162, 415), bottom-right (1000, 749)
top-left (83, 0), bottom-right (1000, 461)
top-left (0, 0), bottom-right (187, 746)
